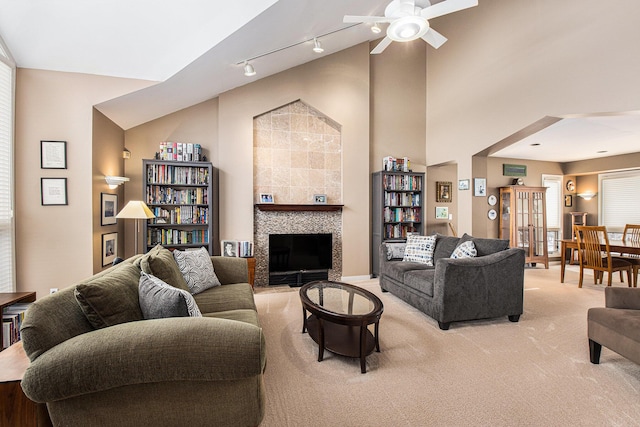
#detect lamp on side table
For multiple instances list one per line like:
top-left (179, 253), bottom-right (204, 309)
top-left (116, 200), bottom-right (155, 255)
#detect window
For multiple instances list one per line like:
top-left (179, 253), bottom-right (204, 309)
top-left (599, 170), bottom-right (640, 232)
top-left (542, 175), bottom-right (562, 255)
top-left (0, 42), bottom-right (15, 292)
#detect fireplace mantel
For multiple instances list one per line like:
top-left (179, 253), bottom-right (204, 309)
top-left (255, 204), bottom-right (343, 212)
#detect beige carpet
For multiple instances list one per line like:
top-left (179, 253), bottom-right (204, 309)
top-left (254, 264), bottom-right (640, 426)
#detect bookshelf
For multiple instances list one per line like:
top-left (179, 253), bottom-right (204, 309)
top-left (1, 292), bottom-right (36, 351)
top-left (371, 171), bottom-right (424, 276)
top-left (143, 159), bottom-right (219, 255)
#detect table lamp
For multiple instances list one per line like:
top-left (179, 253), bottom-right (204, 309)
top-left (116, 200), bottom-right (155, 255)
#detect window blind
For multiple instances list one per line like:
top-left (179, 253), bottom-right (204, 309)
top-left (0, 59), bottom-right (14, 292)
top-left (600, 170), bottom-right (640, 232)
top-left (543, 177), bottom-right (561, 229)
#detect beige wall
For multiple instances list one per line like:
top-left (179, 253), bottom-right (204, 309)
top-left (123, 98), bottom-right (219, 258)
top-left (15, 69), bottom-right (152, 295)
top-left (92, 108), bottom-right (125, 273)
top-left (218, 43), bottom-right (370, 277)
top-left (426, 164), bottom-right (457, 236)
top-left (426, 0), bottom-right (640, 236)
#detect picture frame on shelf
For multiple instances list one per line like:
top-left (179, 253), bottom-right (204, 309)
top-left (41, 178), bottom-right (68, 205)
top-left (101, 193), bottom-right (118, 226)
top-left (564, 194), bottom-right (573, 207)
top-left (102, 232), bottom-right (118, 266)
top-left (436, 181), bottom-right (452, 203)
top-left (458, 179), bottom-right (470, 190)
top-left (313, 194), bottom-right (327, 204)
top-left (259, 193), bottom-right (274, 204)
top-left (474, 178), bottom-right (486, 197)
top-left (40, 140), bottom-right (67, 169)
top-left (435, 206), bottom-right (449, 219)
top-left (222, 240), bottom-right (238, 257)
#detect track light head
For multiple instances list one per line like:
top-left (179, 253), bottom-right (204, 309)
top-left (312, 38), bottom-right (324, 54)
top-left (243, 61), bottom-right (256, 77)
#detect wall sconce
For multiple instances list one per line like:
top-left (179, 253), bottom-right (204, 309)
top-left (105, 175), bottom-right (130, 189)
top-left (122, 148), bottom-right (131, 159)
top-left (577, 192), bottom-right (597, 201)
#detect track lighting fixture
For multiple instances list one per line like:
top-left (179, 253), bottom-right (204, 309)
top-left (312, 38), bottom-right (324, 53)
top-left (243, 61), bottom-right (256, 77)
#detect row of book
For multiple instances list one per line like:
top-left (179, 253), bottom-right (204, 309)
top-left (384, 224), bottom-right (419, 240)
top-left (221, 240), bottom-right (254, 258)
top-left (147, 229), bottom-right (209, 246)
top-left (384, 207), bottom-right (422, 223)
top-left (149, 206), bottom-right (209, 225)
top-left (146, 164), bottom-right (210, 185)
top-left (384, 192), bottom-right (421, 207)
top-left (147, 186), bottom-right (208, 205)
top-left (383, 156), bottom-right (411, 172)
top-left (383, 174), bottom-right (422, 191)
top-left (3, 303), bottom-right (31, 349)
top-left (158, 142), bottom-right (204, 162)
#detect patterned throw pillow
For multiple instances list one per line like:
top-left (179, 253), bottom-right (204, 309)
top-left (173, 247), bottom-right (221, 295)
top-left (386, 243), bottom-right (407, 260)
top-left (139, 272), bottom-right (202, 319)
top-left (402, 235), bottom-right (437, 266)
top-left (450, 240), bottom-right (478, 259)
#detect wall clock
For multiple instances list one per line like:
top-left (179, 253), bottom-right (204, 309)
top-left (566, 180), bottom-right (575, 192)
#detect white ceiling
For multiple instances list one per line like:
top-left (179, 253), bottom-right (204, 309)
top-left (2, 0), bottom-right (640, 161)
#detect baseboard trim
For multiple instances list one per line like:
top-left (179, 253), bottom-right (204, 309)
top-left (341, 275), bottom-right (372, 282)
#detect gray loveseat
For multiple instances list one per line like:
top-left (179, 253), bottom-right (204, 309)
top-left (20, 245), bottom-right (265, 427)
top-left (379, 233), bottom-right (526, 330)
top-left (588, 287), bottom-right (640, 365)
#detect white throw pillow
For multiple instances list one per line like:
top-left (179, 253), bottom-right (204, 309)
top-left (173, 247), bottom-right (221, 295)
top-left (402, 235), bottom-right (437, 266)
top-left (450, 240), bottom-right (478, 259)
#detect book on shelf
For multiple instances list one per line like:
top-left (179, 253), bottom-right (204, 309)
top-left (158, 142), bottom-right (204, 162)
top-left (2, 303), bottom-right (31, 349)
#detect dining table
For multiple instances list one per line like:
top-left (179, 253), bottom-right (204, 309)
top-left (560, 238), bottom-right (640, 282)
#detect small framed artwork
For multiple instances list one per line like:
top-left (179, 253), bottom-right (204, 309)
top-left (41, 178), bottom-right (68, 205)
top-left (41, 140), bottom-right (67, 169)
top-left (435, 206), bottom-right (449, 219)
top-left (458, 179), bottom-right (470, 191)
top-left (436, 182), bottom-right (452, 203)
top-left (313, 194), bottom-right (327, 204)
top-left (474, 178), bottom-right (487, 197)
top-left (564, 194), bottom-right (573, 207)
top-left (259, 193), bottom-right (274, 204)
top-left (221, 240), bottom-right (238, 257)
top-left (102, 232), bottom-right (118, 266)
top-left (101, 193), bottom-right (118, 226)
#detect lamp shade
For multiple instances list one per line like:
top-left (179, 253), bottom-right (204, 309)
top-left (116, 201), bottom-right (155, 219)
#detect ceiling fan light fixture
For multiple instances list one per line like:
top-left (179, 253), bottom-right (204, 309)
top-left (387, 15), bottom-right (429, 42)
top-left (371, 23), bottom-right (382, 34)
top-left (312, 38), bottom-right (324, 54)
top-left (243, 61), bottom-right (256, 77)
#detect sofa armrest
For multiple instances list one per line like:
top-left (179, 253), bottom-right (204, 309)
top-left (211, 256), bottom-right (249, 284)
top-left (433, 248), bottom-right (525, 320)
top-left (605, 287), bottom-right (640, 309)
top-left (21, 317), bottom-right (265, 403)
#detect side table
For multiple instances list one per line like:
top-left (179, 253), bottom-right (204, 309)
top-left (0, 341), bottom-right (52, 426)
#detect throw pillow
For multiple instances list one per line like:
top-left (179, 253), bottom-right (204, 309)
top-left (74, 263), bottom-right (144, 329)
top-left (138, 272), bottom-right (202, 319)
top-left (451, 240), bottom-right (478, 259)
top-left (139, 244), bottom-right (191, 292)
top-left (173, 247), bottom-right (221, 294)
top-left (386, 242), bottom-right (407, 260)
top-left (402, 235), bottom-right (437, 266)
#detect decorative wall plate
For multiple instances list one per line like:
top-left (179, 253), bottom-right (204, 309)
top-left (488, 195), bottom-right (497, 206)
top-left (488, 209), bottom-right (497, 220)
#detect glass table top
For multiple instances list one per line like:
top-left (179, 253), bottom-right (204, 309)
top-left (302, 281), bottom-right (377, 316)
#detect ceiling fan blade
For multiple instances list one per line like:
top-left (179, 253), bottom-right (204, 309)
top-left (370, 37), bottom-right (393, 54)
top-left (421, 28), bottom-right (448, 49)
top-left (343, 15), bottom-right (392, 23)
top-left (421, 0), bottom-right (478, 20)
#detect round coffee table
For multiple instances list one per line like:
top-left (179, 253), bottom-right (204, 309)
top-left (299, 281), bottom-right (384, 373)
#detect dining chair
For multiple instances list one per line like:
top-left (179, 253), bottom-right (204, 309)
top-left (575, 225), bottom-right (633, 288)
top-left (621, 224), bottom-right (640, 287)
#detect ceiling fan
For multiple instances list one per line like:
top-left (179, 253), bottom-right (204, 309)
top-left (344, 0), bottom-right (478, 54)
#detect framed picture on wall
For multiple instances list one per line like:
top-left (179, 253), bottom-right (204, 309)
top-left (41, 178), bottom-right (68, 205)
top-left (435, 206), bottom-right (449, 219)
top-left (458, 179), bottom-right (470, 190)
top-left (40, 140), bottom-right (67, 169)
top-left (101, 193), bottom-right (118, 226)
top-left (436, 182), bottom-right (452, 203)
top-left (564, 194), bottom-right (573, 207)
top-left (474, 178), bottom-right (487, 197)
top-left (102, 232), bottom-right (118, 266)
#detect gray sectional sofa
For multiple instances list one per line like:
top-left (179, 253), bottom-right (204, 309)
top-left (379, 233), bottom-right (526, 330)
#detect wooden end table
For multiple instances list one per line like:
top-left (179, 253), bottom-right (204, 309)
top-left (300, 281), bottom-right (384, 373)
